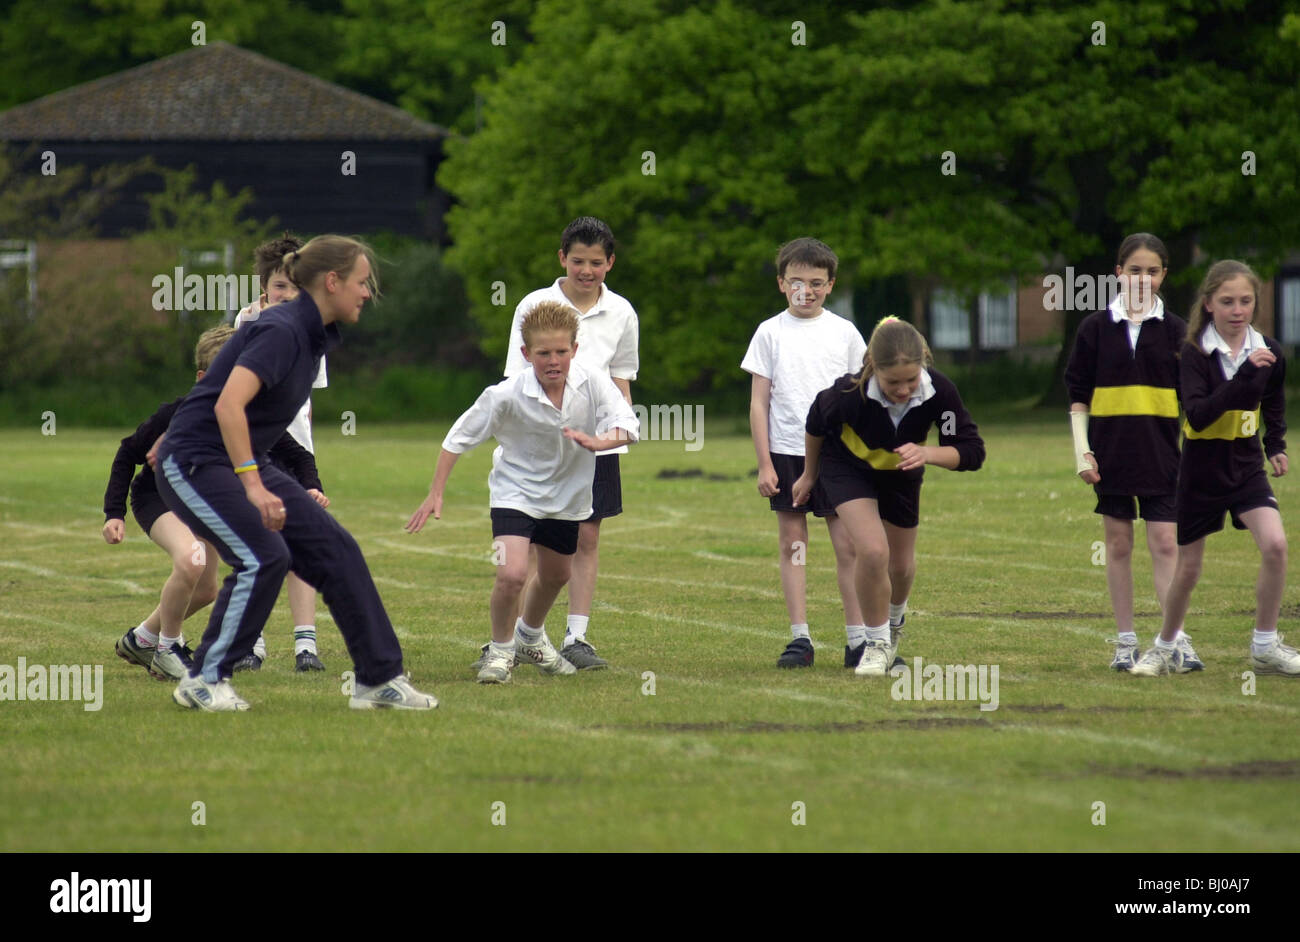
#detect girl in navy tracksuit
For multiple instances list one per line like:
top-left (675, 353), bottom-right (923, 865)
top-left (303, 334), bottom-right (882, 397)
top-left (155, 235), bottom-right (437, 711)
top-left (793, 316), bottom-right (985, 677)
top-left (1131, 260), bottom-right (1295, 677)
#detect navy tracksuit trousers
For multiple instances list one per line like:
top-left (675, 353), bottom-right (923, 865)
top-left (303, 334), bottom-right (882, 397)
top-left (156, 452), bottom-right (403, 686)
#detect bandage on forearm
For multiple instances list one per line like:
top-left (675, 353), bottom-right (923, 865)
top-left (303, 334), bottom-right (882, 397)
top-left (1070, 410), bottom-right (1093, 474)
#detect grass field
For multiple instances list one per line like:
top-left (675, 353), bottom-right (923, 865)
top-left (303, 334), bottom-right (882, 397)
top-left (3, 416), bottom-right (1299, 852)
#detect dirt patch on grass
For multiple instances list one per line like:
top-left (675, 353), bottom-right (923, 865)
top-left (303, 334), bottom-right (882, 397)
top-left (1088, 759), bottom-right (1300, 780)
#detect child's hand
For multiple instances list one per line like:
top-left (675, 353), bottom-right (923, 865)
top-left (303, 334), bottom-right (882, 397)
top-left (405, 494), bottom-right (442, 533)
top-left (564, 427), bottom-right (630, 452)
top-left (307, 488), bottom-right (330, 508)
top-left (563, 427), bottom-right (601, 451)
top-left (102, 519), bottom-right (125, 544)
top-left (1079, 453), bottom-right (1100, 485)
top-left (146, 434), bottom-right (164, 470)
top-left (244, 483), bottom-right (286, 531)
top-left (1270, 453), bottom-right (1288, 477)
top-left (791, 474), bottom-right (814, 507)
top-left (1247, 348), bottom-right (1277, 370)
top-left (757, 465), bottom-right (779, 498)
top-left (894, 443), bottom-right (929, 471)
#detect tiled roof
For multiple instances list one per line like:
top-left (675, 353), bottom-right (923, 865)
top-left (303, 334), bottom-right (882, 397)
top-left (0, 41), bottom-right (445, 142)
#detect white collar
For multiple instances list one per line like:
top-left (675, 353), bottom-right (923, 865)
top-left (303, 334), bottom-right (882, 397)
top-left (866, 369), bottom-right (936, 411)
top-left (553, 277), bottom-right (607, 317)
top-left (1200, 322), bottom-right (1265, 358)
top-left (521, 359), bottom-right (589, 403)
top-left (1109, 293), bottom-right (1164, 324)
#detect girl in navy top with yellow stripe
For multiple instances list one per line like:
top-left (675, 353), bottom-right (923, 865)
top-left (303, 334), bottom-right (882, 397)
top-left (1130, 260), bottom-right (1297, 677)
top-left (1064, 233), bottom-right (1200, 672)
top-left (793, 317), bottom-right (984, 677)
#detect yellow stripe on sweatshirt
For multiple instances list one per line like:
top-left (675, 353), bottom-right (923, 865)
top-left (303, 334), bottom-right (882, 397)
top-left (1183, 408), bottom-right (1262, 441)
top-left (840, 425), bottom-right (928, 470)
top-left (1089, 385), bottom-right (1179, 418)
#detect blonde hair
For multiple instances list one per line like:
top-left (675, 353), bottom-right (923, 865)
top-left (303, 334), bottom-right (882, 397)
top-left (850, 316), bottom-right (933, 396)
top-left (282, 235), bottom-right (379, 300)
top-left (195, 325), bottom-right (235, 371)
top-left (520, 300), bottom-right (580, 347)
top-left (1186, 260), bottom-right (1262, 351)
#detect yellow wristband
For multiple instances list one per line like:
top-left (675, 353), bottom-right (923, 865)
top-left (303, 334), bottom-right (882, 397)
top-left (234, 462), bottom-right (258, 474)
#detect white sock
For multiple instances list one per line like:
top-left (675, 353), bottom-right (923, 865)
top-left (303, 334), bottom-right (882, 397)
top-left (1252, 629), bottom-right (1277, 655)
top-left (490, 638), bottom-right (516, 657)
top-left (889, 601), bottom-right (907, 626)
top-left (1117, 631), bottom-right (1138, 645)
top-left (157, 634), bottom-right (178, 652)
top-left (790, 623), bottom-right (811, 641)
top-left (253, 633), bottom-right (267, 659)
top-left (864, 622), bottom-right (890, 643)
top-left (1154, 635), bottom-right (1176, 652)
top-left (515, 618), bottom-right (543, 645)
top-left (846, 625), bottom-right (867, 647)
top-left (133, 625), bottom-right (158, 647)
top-left (564, 614), bottom-right (589, 645)
top-left (294, 625), bottom-right (318, 655)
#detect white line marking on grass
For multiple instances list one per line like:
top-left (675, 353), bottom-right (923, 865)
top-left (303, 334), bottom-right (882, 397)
top-left (373, 576), bottom-right (419, 590)
top-left (370, 538), bottom-right (496, 566)
top-left (0, 610), bottom-right (87, 631)
top-left (599, 572), bottom-right (784, 600)
top-left (997, 723), bottom-right (1190, 758)
top-left (0, 560), bottom-right (57, 577)
top-left (692, 551), bottom-right (752, 565)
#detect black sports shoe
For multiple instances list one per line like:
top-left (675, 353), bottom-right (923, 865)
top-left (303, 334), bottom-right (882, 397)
top-left (232, 653), bottom-right (263, 672)
top-left (777, 637), bottom-right (814, 668)
top-left (295, 650), bottom-right (325, 672)
top-left (844, 642), bottom-right (865, 668)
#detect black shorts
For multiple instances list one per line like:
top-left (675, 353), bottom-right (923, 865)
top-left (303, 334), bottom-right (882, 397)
top-left (491, 508), bottom-right (581, 555)
top-left (1094, 492), bottom-right (1177, 523)
top-left (130, 492), bottom-right (171, 538)
top-left (586, 454), bottom-right (623, 522)
top-left (1176, 473), bottom-right (1279, 546)
top-left (767, 452), bottom-right (834, 517)
top-left (819, 457), bottom-right (922, 528)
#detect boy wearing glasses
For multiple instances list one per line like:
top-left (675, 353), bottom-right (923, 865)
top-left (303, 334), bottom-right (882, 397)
top-left (742, 238), bottom-right (871, 670)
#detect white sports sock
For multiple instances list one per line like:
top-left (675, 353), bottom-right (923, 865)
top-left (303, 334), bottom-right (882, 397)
top-left (864, 623), bottom-right (890, 643)
top-left (515, 618), bottom-right (543, 645)
top-left (889, 601), bottom-right (907, 626)
top-left (846, 625), bottom-right (867, 647)
top-left (1154, 635), bottom-right (1176, 652)
top-left (253, 634), bottom-right (267, 659)
top-left (1252, 628), bottom-right (1277, 656)
top-left (133, 625), bottom-right (159, 647)
top-left (294, 625), bottom-right (318, 655)
top-left (490, 638), bottom-right (516, 657)
top-left (564, 614), bottom-right (589, 645)
top-left (790, 623), bottom-right (811, 641)
top-left (1117, 631), bottom-right (1138, 645)
top-left (156, 634), bottom-right (177, 652)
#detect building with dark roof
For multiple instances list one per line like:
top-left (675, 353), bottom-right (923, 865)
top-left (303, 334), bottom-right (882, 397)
top-left (0, 41), bottom-right (448, 239)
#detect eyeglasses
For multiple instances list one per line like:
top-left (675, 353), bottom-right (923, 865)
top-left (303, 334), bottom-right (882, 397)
top-left (785, 279), bottom-right (829, 291)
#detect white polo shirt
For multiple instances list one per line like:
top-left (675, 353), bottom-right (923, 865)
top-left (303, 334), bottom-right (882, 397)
top-left (443, 361), bottom-right (641, 520)
top-left (1108, 293), bottom-right (1165, 353)
top-left (504, 279), bottom-right (639, 456)
top-left (867, 369), bottom-right (937, 428)
top-left (235, 299), bottom-right (328, 453)
top-left (1200, 323), bottom-right (1266, 380)
top-left (741, 308), bottom-right (868, 455)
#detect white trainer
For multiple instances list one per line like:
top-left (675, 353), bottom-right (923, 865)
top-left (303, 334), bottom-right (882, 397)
top-left (1250, 634), bottom-right (1300, 676)
top-left (1128, 645), bottom-right (1181, 677)
top-left (349, 674), bottom-right (439, 710)
top-left (516, 634), bottom-right (577, 675)
top-left (477, 647), bottom-right (514, 685)
top-left (853, 639), bottom-right (892, 677)
top-left (173, 674), bottom-right (250, 711)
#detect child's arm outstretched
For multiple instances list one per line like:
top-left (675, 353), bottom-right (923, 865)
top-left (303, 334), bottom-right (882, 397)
top-left (406, 449), bottom-right (460, 532)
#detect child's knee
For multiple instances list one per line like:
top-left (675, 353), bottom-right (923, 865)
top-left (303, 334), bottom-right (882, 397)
top-left (495, 568), bottom-right (528, 597)
top-left (856, 542), bottom-right (890, 570)
top-left (1262, 533), bottom-right (1288, 568)
top-left (1106, 534), bottom-right (1134, 563)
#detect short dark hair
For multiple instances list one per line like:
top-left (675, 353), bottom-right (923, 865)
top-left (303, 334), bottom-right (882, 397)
top-left (776, 237), bottom-right (837, 280)
top-left (253, 232), bottom-right (305, 292)
top-left (561, 216), bottom-right (615, 257)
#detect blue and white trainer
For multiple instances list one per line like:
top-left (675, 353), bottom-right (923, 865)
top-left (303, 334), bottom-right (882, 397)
top-left (349, 674), bottom-right (439, 710)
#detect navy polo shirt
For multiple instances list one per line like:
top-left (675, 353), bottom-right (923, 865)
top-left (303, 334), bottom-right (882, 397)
top-left (163, 292), bottom-right (341, 467)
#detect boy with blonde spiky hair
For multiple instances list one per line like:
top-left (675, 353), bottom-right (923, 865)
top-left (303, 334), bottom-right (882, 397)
top-left (406, 300), bottom-right (640, 684)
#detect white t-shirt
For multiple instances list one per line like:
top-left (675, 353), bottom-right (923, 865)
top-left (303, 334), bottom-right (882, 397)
top-left (442, 361), bottom-right (641, 520)
top-left (234, 299), bottom-right (328, 453)
top-left (504, 279), bottom-right (639, 456)
top-left (741, 309), bottom-right (868, 455)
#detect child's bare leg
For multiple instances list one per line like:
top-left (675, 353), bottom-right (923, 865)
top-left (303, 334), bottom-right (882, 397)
top-left (514, 544), bottom-right (540, 622)
top-left (824, 514), bottom-right (862, 625)
top-left (490, 536), bottom-right (532, 643)
top-left (832, 499), bottom-right (890, 626)
top-left (1239, 507), bottom-right (1287, 633)
top-left (566, 520), bottom-right (600, 618)
top-left (1103, 516), bottom-right (1136, 633)
top-left (522, 546), bottom-right (573, 629)
top-left (777, 511), bottom-right (810, 626)
top-left (288, 573), bottom-right (316, 627)
top-left (1145, 521), bottom-right (1178, 615)
top-left (1158, 539), bottom-right (1205, 643)
top-left (883, 522), bottom-right (917, 605)
top-left (145, 513), bottom-right (210, 638)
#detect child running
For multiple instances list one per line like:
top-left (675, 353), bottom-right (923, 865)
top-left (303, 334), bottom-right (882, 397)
top-left (232, 233), bottom-right (330, 673)
top-left (1063, 233), bottom-right (1202, 671)
top-left (406, 300), bottom-right (640, 684)
top-left (742, 237), bottom-right (869, 669)
top-left (155, 235), bottom-right (437, 711)
top-left (103, 327), bottom-right (229, 680)
top-left (1130, 260), bottom-right (1296, 676)
top-left (794, 316), bottom-right (985, 676)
